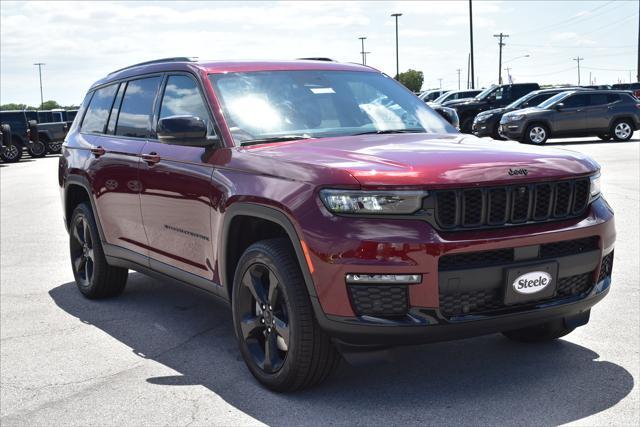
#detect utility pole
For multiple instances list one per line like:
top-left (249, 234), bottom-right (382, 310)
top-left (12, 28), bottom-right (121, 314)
top-left (493, 33), bottom-right (509, 84)
top-left (467, 53), bottom-right (471, 89)
top-left (391, 13), bottom-right (402, 79)
top-left (504, 67), bottom-right (511, 83)
top-left (456, 68), bottom-right (461, 90)
top-left (34, 62), bottom-right (45, 109)
top-left (438, 78), bottom-right (443, 89)
top-left (469, 0), bottom-right (475, 88)
top-left (573, 56), bottom-right (584, 85)
top-left (637, 0), bottom-right (639, 81)
top-left (358, 37), bottom-right (367, 65)
top-left (364, 52), bottom-right (371, 65)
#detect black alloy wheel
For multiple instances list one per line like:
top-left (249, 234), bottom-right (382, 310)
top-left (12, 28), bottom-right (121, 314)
top-left (70, 214), bottom-right (95, 288)
top-left (237, 263), bottom-right (290, 374)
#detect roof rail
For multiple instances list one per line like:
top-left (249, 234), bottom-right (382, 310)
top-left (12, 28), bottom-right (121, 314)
top-left (296, 57), bottom-right (336, 62)
top-left (108, 57), bottom-right (198, 75)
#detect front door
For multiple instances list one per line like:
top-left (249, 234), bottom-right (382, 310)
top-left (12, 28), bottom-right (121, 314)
top-left (138, 73), bottom-right (218, 280)
top-left (552, 93), bottom-right (589, 134)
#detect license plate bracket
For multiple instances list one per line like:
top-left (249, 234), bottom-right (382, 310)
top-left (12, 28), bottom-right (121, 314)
top-left (504, 261), bottom-right (558, 305)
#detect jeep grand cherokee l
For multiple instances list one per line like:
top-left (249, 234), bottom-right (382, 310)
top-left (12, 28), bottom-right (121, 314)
top-left (500, 90), bottom-right (639, 144)
top-left (60, 58), bottom-right (615, 392)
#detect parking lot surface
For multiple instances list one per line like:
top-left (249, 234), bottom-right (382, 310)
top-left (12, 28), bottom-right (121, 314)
top-left (1, 136), bottom-right (639, 426)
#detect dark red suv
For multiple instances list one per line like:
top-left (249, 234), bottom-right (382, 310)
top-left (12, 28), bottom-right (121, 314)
top-left (59, 58), bottom-right (615, 391)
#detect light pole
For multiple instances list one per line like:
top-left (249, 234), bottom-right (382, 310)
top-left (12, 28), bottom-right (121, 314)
top-left (34, 62), bottom-right (45, 109)
top-left (438, 78), bottom-right (443, 89)
top-left (456, 68), bottom-right (461, 90)
top-left (469, 0), bottom-right (475, 89)
top-left (358, 37), bottom-right (367, 65)
top-left (504, 54), bottom-right (530, 63)
top-left (391, 13), bottom-right (402, 79)
top-left (364, 52), bottom-right (371, 65)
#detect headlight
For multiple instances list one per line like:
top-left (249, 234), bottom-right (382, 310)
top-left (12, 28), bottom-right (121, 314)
top-left (475, 113), bottom-right (490, 121)
top-left (507, 113), bottom-right (525, 122)
top-left (319, 189), bottom-right (426, 214)
top-left (590, 173), bottom-right (601, 199)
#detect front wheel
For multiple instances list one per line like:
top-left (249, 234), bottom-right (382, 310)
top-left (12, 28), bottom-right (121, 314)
top-left (611, 119), bottom-right (634, 142)
top-left (597, 133), bottom-right (611, 141)
top-left (502, 318), bottom-right (574, 343)
top-left (232, 238), bottom-right (340, 392)
top-left (27, 141), bottom-right (47, 158)
top-left (524, 124), bottom-right (549, 145)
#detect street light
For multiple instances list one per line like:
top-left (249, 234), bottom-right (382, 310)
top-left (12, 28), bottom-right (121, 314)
top-left (504, 54), bottom-right (530, 63)
top-left (34, 63), bottom-right (45, 109)
top-left (391, 13), bottom-right (402, 79)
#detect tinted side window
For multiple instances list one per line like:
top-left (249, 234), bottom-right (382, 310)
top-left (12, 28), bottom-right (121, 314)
top-left (81, 84), bottom-right (118, 133)
top-left (607, 94), bottom-right (621, 104)
top-left (562, 94), bottom-right (589, 108)
top-left (106, 84), bottom-right (125, 134)
top-left (116, 77), bottom-right (162, 138)
top-left (159, 75), bottom-right (210, 125)
top-left (589, 94), bottom-right (608, 106)
top-left (512, 85), bottom-right (533, 99)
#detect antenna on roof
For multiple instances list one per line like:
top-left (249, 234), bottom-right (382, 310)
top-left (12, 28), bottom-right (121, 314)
top-left (108, 57), bottom-right (198, 75)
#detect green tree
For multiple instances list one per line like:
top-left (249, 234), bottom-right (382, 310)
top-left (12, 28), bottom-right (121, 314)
top-left (40, 100), bottom-right (61, 110)
top-left (396, 69), bottom-right (424, 93)
top-left (0, 103), bottom-right (33, 110)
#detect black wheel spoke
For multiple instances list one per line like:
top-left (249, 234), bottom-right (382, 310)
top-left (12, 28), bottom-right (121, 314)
top-left (240, 314), bottom-right (263, 339)
top-left (263, 332), bottom-right (279, 374)
top-left (268, 271), bottom-right (279, 304)
top-left (86, 259), bottom-right (94, 282)
top-left (243, 269), bottom-right (268, 305)
top-left (84, 220), bottom-right (92, 248)
top-left (73, 255), bottom-right (86, 272)
top-left (274, 316), bottom-right (290, 348)
top-left (72, 221), bottom-right (84, 245)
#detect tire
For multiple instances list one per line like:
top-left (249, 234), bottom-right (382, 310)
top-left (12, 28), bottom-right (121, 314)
top-left (611, 119), bottom-right (634, 142)
top-left (47, 139), bottom-right (62, 154)
top-left (597, 133), bottom-right (611, 141)
top-left (502, 318), bottom-right (574, 343)
top-left (0, 138), bottom-right (23, 163)
top-left (27, 141), bottom-right (47, 158)
top-left (460, 116), bottom-right (474, 134)
top-left (492, 124), bottom-right (505, 140)
top-left (524, 123), bottom-right (549, 145)
top-left (69, 203), bottom-right (128, 299)
top-left (232, 238), bottom-right (340, 392)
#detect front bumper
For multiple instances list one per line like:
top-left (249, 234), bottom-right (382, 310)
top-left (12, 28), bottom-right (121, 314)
top-left (301, 197), bottom-right (615, 347)
top-left (471, 118), bottom-right (495, 137)
top-left (498, 120), bottom-right (527, 140)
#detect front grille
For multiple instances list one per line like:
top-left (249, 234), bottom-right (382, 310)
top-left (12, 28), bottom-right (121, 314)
top-left (598, 251), bottom-right (614, 282)
top-left (439, 236), bottom-right (599, 271)
top-left (433, 178), bottom-right (591, 230)
top-left (348, 285), bottom-right (408, 317)
top-left (440, 272), bottom-right (595, 317)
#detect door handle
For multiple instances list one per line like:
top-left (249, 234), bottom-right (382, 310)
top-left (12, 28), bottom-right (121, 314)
top-left (90, 146), bottom-right (105, 157)
top-left (141, 152), bottom-right (161, 165)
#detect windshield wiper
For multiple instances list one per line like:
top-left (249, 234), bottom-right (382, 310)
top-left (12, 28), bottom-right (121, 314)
top-left (354, 129), bottom-right (426, 135)
top-left (240, 135), bottom-right (313, 147)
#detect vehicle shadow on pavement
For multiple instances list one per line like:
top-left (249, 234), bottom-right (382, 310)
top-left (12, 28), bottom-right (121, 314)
top-left (50, 273), bottom-right (634, 426)
top-left (546, 138), bottom-right (640, 146)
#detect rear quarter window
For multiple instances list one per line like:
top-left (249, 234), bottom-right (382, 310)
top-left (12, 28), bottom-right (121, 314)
top-left (115, 77), bottom-right (162, 138)
top-left (81, 84), bottom-right (118, 134)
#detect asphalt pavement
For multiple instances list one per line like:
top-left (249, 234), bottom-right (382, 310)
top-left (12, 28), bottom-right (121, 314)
top-left (1, 136), bottom-right (639, 426)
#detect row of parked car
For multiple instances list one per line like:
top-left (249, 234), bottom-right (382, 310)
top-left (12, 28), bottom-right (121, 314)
top-left (419, 82), bottom-right (640, 144)
top-left (0, 109), bottom-right (77, 162)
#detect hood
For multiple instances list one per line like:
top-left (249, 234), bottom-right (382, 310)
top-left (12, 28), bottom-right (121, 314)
top-left (503, 107), bottom-right (547, 117)
top-left (479, 107), bottom-right (506, 116)
top-left (442, 98), bottom-right (481, 107)
top-left (243, 133), bottom-right (599, 187)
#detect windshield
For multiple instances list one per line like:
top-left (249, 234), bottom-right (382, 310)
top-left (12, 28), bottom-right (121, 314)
top-left (475, 85), bottom-right (498, 100)
top-left (209, 70), bottom-right (455, 145)
top-left (433, 92), bottom-right (453, 104)
top-left (538, 92), bottom-right (571, 109)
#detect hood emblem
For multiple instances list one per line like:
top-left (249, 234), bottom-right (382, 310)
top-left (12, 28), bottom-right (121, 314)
top-left (508, 168), bottom-right (528, 176)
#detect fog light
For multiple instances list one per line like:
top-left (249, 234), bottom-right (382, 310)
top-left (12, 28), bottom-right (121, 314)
top-left (345, 274), bottom-right (422, 284)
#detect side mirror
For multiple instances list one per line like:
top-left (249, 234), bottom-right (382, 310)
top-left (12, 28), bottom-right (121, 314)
top-left (157, 115), bottom-right (212, 146)
top-left (554, 103), bottom-right (565, 111)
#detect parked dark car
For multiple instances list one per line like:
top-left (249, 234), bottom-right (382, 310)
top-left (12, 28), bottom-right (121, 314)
top-left (0, 123), bottom-right (18, 162)
top-left (473, 87), bottom-right (586, 139)
top-left (430, 89), bottom-right (482, 105)
top-left (24, 110), bottom-right (69, 154)
top-left (0, 111), bottom-right (47, 161)
top-left (61, 58), bottom-right (614, 391)
top-left (500, 90), bottom-right (639, 144)
top-left (419, 89), bottom-right (449, 102)
top-left (611, 83), bottom-right (640, 98)
top-left (444, 83), bottom-right (540, 133)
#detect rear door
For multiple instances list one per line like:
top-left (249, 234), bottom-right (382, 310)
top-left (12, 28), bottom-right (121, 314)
top-left (552, 93), bottom-right (589, 133)
top-left (584, 93), bottom-right (610, 131)
top-left (138, 73), bottom-right (218, 280)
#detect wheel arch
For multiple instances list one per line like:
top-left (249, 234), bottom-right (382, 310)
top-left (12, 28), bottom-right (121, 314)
top-left (219, 203), bottom-right (318, 304)
top-left (610, 115), bottom-right (637, 131)
top-left (64, 175), bottom-right (105, 242)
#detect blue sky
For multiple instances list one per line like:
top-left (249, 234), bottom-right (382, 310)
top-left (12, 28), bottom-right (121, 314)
top-left (1, 0), bottom-right (637, 106)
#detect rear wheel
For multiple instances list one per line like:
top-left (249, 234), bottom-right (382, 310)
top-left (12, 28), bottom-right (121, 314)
top-left (70, 203), bottom-right (128, 299)
top-left (1, 138), bottom-right (23, 163)
top-left (232, 238), bottom-right (340, 392)
top-left (611, 119), bottom-right (634, 142)
top-left (27, 141), bottom-right (47, 158)
top-left (502, 319), bottom-right (574, 342)
top-left (524, 124), bottom-right (549, 145)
